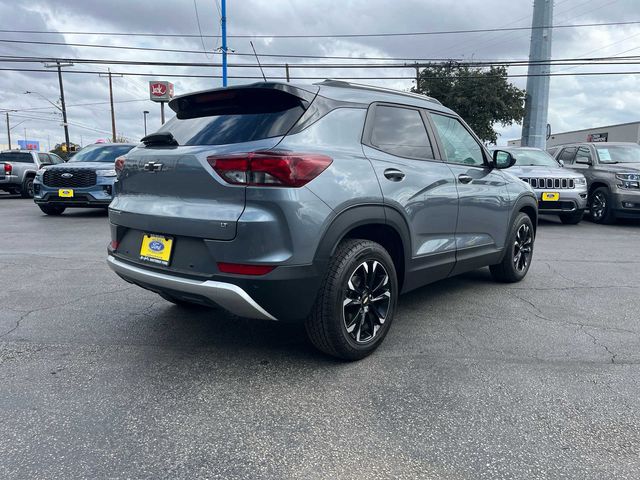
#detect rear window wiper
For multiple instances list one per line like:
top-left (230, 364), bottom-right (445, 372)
top-left (141, 132), bottom-right (179, 147)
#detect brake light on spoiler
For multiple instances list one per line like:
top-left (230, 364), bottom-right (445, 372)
top-left (207, 152), bottom-right (332, 188)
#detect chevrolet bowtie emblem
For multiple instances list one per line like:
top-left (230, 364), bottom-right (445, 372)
top-left (143, 162), bottom-right (163, 172)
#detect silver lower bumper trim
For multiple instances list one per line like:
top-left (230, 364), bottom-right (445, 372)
top-left (107, 256), bottom-right (277, 321)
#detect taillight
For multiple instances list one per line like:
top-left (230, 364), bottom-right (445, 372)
top-left (110, 240), bottom-right (120, 250)
top-left (3, 163), bottom-right (11, 175)
top-left (114, 156), bottom-right (126, 174)
top-left (217, 262), bottom-right (276, 275)
top-left (207, 152), bottom-right (332, 187)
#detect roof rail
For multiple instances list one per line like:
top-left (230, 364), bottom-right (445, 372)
top-left (315, 79), bottom-right (442, 105)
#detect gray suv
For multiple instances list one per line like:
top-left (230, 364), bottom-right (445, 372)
top-left (491, 147), bottom-right (588, 224)
top-left (554, 142), bottom-right (640, 224)
top-left (107, 81), bottom-right (538, 360)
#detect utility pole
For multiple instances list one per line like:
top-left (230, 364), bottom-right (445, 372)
top-left (44, 61), bottom-right (73, 153)
top-left (221, 0), bottom-right (228, 86)
top-left (5, 112), bottom-right (11, 149)
top-left (100, 69), bottom-right (122, 142)
top-left (160, 102), bottom-right (165, 125)
top-left (285, 64), bottom-right (290, 83)
top-left (520, 0), bottom-right (554, 149)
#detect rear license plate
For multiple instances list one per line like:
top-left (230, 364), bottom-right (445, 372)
top-left (139, 234), bottom-right (173, 266)
top-left (542, 192), bottom-right (559, 201)
top-left (58, 188), bottom-right (74, 197)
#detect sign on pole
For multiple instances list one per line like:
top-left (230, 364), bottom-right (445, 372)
top-left (149, 81), bottom-right (174, 102)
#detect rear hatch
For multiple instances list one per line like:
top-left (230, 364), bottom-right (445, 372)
top-left (111, 84), bottom-right (318, 261)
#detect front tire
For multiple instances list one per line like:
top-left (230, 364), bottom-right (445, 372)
top-left (38, 205), bottom-right (66, 216)
top-left (490, 212), bottom-right (535, 283)
top-left (305, 239), bottom-right (398, 361)
top-left (589, 187), bottom-right (616, 224)
top-left (20, 177), bottom-right (34, 198)
top-left (559, 209), bottom-right (584, 225)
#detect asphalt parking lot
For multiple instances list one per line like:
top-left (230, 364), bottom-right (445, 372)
top-left (1, 196), bottom-right (640, 479)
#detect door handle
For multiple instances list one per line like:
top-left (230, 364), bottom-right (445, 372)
top-left (458, 174), bottom-right (473, 184)
top-left (384, 168), bottom-right (405, 182)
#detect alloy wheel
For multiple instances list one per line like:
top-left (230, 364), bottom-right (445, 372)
top-left (513, 223), bottom-right (533, 272)
top-left (591, 192), bottom-right (606, 220)
top-left (342, 260), bottom-right (391, 344)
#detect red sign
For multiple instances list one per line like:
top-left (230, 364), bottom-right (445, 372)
top-left (149, 81), bottom-right (174, 102)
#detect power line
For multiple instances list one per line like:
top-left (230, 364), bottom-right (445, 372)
top-left (2, 53), bottom-right (640, 69)
top-left (0, 66), bottom-right (638, 79)
top-left (0, 98), bottom-right (148, 113)
top-left (0, 20), bottom-right (639, 39)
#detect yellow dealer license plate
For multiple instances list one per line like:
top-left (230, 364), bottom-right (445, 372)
top-left (139, 234), bottom-right (173, 266)
top-left (542, 192), bottom-right (559, 201)
top-left (58, 188), bottom-right (74, 197)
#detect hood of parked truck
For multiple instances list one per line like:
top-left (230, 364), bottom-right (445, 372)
top-left (507, 165), bottom-right (584, 178)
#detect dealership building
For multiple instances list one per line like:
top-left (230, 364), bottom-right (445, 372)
top-left (508, 120), bottom-right (640, 148)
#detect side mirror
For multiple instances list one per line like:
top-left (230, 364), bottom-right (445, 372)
top-left (558, 159), bottom-right (565, 167)
top-left (492, 150), bottom-right (516, 169)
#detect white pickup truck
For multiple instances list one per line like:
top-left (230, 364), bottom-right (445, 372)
top-left (0, 150), bottom-right (65, 198)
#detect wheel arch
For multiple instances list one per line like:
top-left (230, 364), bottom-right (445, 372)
top-left (314, 205), bottom-right (410, 291)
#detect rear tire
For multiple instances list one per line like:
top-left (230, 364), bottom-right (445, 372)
top-left (38, 205), bottom-right (66, 216)
top-left (20, 177), bottom-right (34, 198)
top-left (559, 209), bottom-right (584, 225)
top-left (490, 212), bottom-right (535, 283)
top-left (589, 187), bottom-right (616, 224)
top-left (305, 239), bottom-right (398, 361)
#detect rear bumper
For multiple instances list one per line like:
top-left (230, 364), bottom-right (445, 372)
top-left (107, 255), bottom-right (277, 321)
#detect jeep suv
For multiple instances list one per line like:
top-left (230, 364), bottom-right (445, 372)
top-left (491, 147), bottom-right (587, 224)
top-left (554, 142), bottom-right (640, 224)
top-left (106, 81), bottom-right (537, 360)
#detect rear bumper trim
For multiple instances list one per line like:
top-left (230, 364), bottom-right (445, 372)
top-left (107, 255), bottom-right (277, 321)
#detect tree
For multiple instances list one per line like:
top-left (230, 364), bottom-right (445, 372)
top-left (412, 62), bottom-right (526, 144)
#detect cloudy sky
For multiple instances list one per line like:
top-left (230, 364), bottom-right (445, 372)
top-left (0, 0), bottom-right (639, 149)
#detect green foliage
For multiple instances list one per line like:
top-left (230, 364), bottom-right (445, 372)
top-left (411, 62), bottom-right (526, 144)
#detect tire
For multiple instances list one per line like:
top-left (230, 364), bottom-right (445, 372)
top-left (305, 239), bottom-right (398, 361)
top-left (559, 209), bottom-right (584, 225)
top-left (38, 205), bottom-right (66, 216)
top-left (490, 212), bottom-right (535, 283)
top-left (589, 187), bottom-right (616, 224)
top-left (20, 177), bottom-right (34, 199)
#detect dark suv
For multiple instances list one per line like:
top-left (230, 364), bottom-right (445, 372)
top-left (554, 142), bottom-right (640, 223)
top-left (107, 81), bottom-right (537, 360)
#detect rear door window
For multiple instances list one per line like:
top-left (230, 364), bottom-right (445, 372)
top-left (159, 88), bottom-right (307, 146)
top-left (369, 105), bottom-right (434, 160)
top-left (575, 147), bottom-right (592, 164)
top-left (0, 152), bottom-right (34, 163)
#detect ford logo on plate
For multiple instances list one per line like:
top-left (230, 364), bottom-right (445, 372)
top-left (149, 241), bottom-right (164, 252)
top-left (61, 173), bottom-right (73, 178)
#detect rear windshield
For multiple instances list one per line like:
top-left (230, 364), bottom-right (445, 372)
top-left (158, 89), bottom-right (306, 146)
top-left (68, 144), bottom-right (135, 162)
top-left (0, 152), bottom-right (33, 163)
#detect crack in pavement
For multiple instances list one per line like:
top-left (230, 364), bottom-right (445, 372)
top-left (507, 290), bottom-right (625, 363)
top-left (0, 286), bottom-right (135, 339)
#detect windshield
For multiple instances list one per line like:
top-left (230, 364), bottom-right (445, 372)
top-left (511, 149), bottom-right (559, 167)
top-left (596, 145), bottom-right (640, 164)
top-left (68, 144), bottom-right (134, 163)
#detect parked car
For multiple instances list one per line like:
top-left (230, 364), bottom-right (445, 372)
top-left (106, 81), bottom-right (537, 360)
top-left (553, 142), bottom-right (640, 224)
top-left (0, 150), bottom-right (64, 198)
top-left (33, 143), bottom-right (136, 215)
top-left (490, 147), bottom-right (587, 224)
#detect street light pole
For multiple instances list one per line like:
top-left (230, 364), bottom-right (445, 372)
top-left (143, 110), bottom-right (149, 136)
